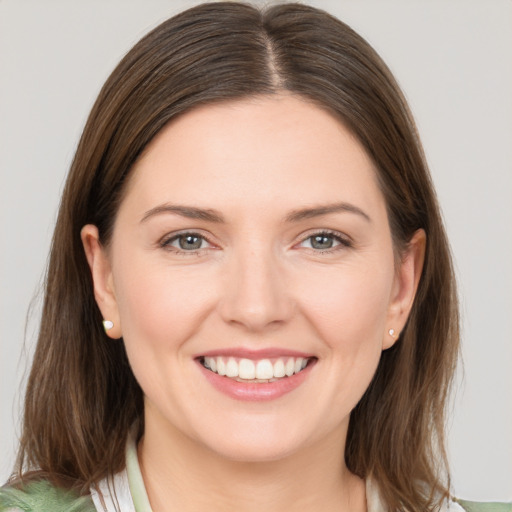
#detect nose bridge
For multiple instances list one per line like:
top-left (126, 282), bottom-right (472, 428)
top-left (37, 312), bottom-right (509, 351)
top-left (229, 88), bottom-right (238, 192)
top-left (219, 238), bottom-right (292, 331)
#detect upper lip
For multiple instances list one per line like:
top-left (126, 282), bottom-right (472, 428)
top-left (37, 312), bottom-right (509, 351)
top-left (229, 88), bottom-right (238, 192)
top-left (196, 348), bottom-right (316, 360)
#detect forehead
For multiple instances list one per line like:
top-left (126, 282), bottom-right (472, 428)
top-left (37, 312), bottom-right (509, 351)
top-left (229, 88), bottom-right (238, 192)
top-left (120, 94), bottom-right (384, 220)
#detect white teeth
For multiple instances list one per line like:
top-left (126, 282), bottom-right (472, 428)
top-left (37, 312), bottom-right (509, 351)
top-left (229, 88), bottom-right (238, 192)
top-left (256, 359), bottom-right (274, 379)
top-left (226, 358), bottom-right (238, 378)
top-left (204, 356), bottom-right (216, 372)
top-left (239, 358), bottom-right (256, 379)
top-left (202, 356), bottom-right (311, 380)
top-left (273, 359), bottom-right (285, 378)
top-left (285, 358), bottom-right (295, 377)
top-left (217, 358), bottom-right (226, 376)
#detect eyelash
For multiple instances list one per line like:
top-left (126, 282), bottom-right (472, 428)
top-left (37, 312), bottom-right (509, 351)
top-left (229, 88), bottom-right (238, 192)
top-left (297, 230), bottom-right (352, 253)
top-left (159, 230), bottom-right (352, 256)
top-left (160, 232), bottom-right (215, 255)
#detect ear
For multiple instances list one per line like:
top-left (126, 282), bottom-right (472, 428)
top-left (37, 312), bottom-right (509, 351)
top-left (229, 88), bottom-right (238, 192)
top-left (81, 224), bottom-right (122, 339)
top-left (383, 229), bottom-right (426, 349)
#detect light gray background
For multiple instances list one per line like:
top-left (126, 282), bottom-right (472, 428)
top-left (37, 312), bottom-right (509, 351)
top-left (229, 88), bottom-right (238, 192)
top-left (1, 0), bottom-right (511, 501)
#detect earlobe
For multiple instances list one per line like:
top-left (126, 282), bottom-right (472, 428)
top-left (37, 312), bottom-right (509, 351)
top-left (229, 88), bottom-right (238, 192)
top-left (383, 229), bottom-right (426, 350)
top-left (81, 225), bottom-right (122, 339)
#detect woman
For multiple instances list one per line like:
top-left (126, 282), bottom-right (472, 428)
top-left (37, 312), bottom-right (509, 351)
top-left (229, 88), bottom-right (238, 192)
top-left (0, 2), bottom-right (509, 511)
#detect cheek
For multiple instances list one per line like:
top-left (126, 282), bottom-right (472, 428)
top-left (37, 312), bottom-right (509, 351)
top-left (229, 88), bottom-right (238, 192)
top-left (304, 264), bottom-right (393, 403)
top-left (295, 261), bottom-right (394, 345)
top-left (112, 256), bottom-right (218, 356)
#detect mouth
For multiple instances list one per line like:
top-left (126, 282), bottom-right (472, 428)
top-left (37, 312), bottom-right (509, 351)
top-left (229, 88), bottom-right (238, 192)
top-left (198, 355), bottom-right (316, 383)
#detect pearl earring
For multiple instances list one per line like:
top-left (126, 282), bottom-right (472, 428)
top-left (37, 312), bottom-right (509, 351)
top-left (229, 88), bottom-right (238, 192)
top-left (388, 328), bottom-right (396, 337)
top-left (103, 320), bottom-right (114, 332)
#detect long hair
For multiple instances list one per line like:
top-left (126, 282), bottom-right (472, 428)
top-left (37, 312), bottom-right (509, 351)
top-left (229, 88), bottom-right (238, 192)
top-left (15, 3), bottom-right (459, 510)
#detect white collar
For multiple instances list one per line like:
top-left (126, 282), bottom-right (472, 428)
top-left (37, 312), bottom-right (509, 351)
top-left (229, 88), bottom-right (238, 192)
top-left (90, 433), bottom-right (152, 512)
top-left (90, 435), bottom-right (463, 512)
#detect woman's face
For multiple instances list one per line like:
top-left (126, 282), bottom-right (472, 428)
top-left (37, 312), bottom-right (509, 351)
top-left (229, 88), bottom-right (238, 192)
top-left (83, 94), bottom-right (423, 462)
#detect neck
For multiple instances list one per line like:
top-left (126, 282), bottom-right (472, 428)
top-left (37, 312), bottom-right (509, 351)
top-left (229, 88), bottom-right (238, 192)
top-left (138, 416), bottom-right (366, 512)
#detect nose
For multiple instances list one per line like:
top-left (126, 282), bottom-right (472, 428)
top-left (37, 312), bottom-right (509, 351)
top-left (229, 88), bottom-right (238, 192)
top-left (218, 244), bottom-right (294, 332)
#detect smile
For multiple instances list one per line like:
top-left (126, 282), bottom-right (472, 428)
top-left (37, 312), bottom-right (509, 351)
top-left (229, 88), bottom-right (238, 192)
top-left (200, 356), bottom-right (312, 382)
top-left (196, 349), bottom-right (317, 401)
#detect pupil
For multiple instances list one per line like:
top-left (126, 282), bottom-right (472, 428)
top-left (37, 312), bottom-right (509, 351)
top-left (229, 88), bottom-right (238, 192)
top-left (311, 235), bottom-right (333, 249)
top-left (179, 235), bottom-right (202, 250)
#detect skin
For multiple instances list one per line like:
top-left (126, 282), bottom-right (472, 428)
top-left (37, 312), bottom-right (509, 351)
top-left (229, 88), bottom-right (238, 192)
top-left (82, 94), bottom-right (425, 512)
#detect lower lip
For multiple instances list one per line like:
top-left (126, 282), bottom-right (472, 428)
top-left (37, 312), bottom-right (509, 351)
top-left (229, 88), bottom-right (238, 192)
top-left (197, 360), bottom-right (316, 402)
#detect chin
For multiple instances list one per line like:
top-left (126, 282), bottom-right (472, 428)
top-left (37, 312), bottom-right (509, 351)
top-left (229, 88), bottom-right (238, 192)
top-left (204, 435), bottom-right (303, 464)
top-left (188, 413), bottom-right (321, 464)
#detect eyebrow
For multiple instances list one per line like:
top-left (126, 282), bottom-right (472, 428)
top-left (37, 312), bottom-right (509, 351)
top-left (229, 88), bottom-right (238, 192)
top-left (141, 204), bottom-right (225, 223)
top-left (141, 201), bottom-right (371, 224)
top-left (285, 202), bottom-right (371, 223)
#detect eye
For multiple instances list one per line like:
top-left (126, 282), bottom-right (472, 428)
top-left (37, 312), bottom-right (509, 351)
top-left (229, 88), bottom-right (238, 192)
top-left (298, 231), bottom-right (351, 251)
top-left (162, 232), bottom-right (211, 252)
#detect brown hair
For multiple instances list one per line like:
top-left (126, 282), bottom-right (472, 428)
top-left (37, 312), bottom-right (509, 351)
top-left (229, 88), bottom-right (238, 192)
top-left (15, 3), bottom-right (459, 510)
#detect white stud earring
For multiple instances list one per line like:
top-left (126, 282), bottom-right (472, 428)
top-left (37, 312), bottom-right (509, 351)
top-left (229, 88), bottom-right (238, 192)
top-left (103, 320), bottom-right (114, 332)
top-left (388, 328), bottom-right (396, 338)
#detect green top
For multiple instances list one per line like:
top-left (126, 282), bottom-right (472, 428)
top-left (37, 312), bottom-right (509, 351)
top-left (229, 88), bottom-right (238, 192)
top-left (2, 437), bottom-right (510, 512)
top-left (1, 481), bottom-right (510, 512)
top-left (455, 499), bottom-right (512, 512)
top-left (0, 480), bottom-right (95, 512)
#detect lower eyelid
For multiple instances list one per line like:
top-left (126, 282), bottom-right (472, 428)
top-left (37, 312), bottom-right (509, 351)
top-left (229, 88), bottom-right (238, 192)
top-left (299, 232), bottom-right (351, 249)
top-left (160, 232), bottom-right (212, 250)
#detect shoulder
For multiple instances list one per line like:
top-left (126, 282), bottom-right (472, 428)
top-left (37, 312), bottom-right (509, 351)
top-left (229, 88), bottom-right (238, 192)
top-left (455, 498), bottom-right (512, 512)
top-left (0, 480), bottom-right (96, 512)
